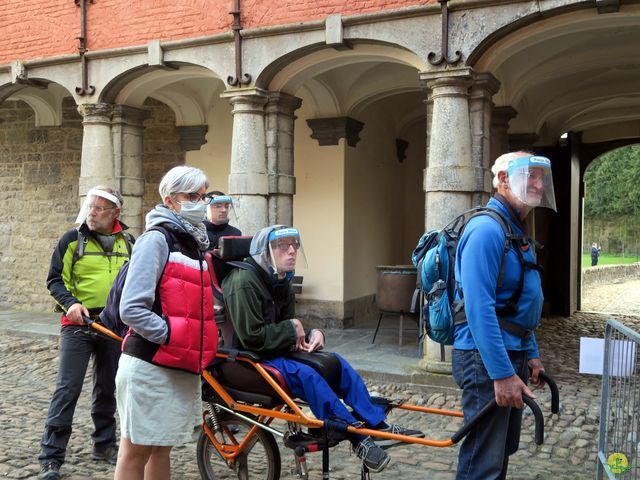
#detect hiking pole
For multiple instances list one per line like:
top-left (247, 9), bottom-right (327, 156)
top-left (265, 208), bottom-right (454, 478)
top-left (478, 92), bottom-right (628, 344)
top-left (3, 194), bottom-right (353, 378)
top-left (82, 314), bottom-right (123, 342)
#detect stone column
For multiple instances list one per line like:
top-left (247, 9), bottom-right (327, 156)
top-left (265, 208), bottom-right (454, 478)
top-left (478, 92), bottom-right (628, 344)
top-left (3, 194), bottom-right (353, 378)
top-left (419, 67), bottom-right (475, 373)
top-left (265, 92), bottom-right (302, 226)
top-left (490, 106), bottom-right (517, 167)
top-left (470, 73), bottom-right (500, 206)
top-left (221, 88), bottom-right (269, 235)
top-left (77, 103), bottom-right (114, 197)
top-left (111, 105), bottom-right (150, 236)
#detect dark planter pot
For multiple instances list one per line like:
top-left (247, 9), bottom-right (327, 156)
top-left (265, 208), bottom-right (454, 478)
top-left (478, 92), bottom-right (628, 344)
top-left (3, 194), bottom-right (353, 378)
top-left (375, 265), bottom-right (417, 313)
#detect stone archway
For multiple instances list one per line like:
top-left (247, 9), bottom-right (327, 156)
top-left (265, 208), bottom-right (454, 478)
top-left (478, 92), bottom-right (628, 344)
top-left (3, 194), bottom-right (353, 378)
top-left (252, 41), bottom-right (427, 329)
top-left (467, 4), bottom-right (640, 316)
top-left (75, 63), bottom-right (230, 234)
top-left (0, 81), bottom-right (81, 311)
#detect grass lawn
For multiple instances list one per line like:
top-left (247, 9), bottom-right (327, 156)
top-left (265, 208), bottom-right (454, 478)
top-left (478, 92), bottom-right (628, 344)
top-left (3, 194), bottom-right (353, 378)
top-left (582, 253), bottom-right (640, 268)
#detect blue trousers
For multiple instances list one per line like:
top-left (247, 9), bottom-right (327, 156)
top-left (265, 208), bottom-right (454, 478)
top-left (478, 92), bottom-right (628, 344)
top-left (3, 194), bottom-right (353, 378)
top-left (264, 353), bottom-right (386, 428)
top-left (452, 349), bottom-right (528, 480)
top-left (39, 325), bottom-right (120, 466)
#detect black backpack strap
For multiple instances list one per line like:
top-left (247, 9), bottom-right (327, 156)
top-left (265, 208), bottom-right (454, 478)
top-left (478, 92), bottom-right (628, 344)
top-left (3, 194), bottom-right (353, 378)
top-left (71, 229), bottom-right (88, 269)
top-left (459, 208), bottom-right (538, 339)
top-left (123, 231), bottom-right (135, 258)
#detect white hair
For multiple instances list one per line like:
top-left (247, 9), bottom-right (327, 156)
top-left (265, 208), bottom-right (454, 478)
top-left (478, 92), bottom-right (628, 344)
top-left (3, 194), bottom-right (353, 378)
top-left (158, 166), bottom-right (209, 199)
top-left (491, 151), bottom-right (530, 189)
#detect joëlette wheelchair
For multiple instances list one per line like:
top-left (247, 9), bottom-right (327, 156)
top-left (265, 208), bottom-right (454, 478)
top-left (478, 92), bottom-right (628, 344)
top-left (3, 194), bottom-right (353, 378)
top-left (86, 235), bottom-right (560, 480)
top-left (196, 235), bottom-right (561, 480)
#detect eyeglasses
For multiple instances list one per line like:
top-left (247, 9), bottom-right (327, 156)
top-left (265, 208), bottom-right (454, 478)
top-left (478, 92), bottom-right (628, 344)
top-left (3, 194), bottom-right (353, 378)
top-left (210, 202), bottom-right (230, 210)
top-left (88, 204), bottom-right (117, 213)
top-left (174, 192), bottom-right (208, 203)
top-left (272, 240), bottom-right (301, 251)
top-left (513, 171), bottom-right (547, 184)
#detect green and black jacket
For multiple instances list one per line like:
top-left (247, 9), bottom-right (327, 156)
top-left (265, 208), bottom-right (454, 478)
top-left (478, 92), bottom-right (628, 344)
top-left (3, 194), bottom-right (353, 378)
top-left (47, 221), bottom-right (133, 322)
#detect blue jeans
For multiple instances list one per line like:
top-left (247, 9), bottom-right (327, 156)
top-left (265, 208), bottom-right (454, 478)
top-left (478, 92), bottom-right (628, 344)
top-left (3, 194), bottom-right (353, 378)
top-left (452, 349), bottom-right (528, 480)
top-left (39, 325), bottom-right (121, 466)
top-left (264, 353), bottom-right (386, 428)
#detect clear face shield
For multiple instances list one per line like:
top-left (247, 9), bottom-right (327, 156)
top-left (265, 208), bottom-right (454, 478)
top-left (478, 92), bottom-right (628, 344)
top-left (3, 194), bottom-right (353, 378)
top-left (207, 195), bottom-right (238, 226)
top-left (267, 227), bottom-right (308, 276)
top-left (74, 188), bottom-right (121, 225)
top-left (507, 155), bottom-right (557, 212)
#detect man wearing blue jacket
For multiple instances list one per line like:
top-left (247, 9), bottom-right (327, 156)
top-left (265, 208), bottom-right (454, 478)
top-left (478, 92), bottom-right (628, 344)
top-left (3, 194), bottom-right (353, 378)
top-left (453, 152), bottom-right (557, 480)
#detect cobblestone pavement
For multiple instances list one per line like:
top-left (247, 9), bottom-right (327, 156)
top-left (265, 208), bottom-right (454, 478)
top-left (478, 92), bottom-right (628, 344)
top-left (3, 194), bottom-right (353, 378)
top-left (2, 280), bottom-right (640, 480)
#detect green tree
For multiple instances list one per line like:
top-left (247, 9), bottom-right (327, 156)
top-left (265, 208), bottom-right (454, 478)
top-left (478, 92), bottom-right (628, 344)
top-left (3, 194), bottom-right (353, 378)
top-left (583, 145), bottom-right (640, 255)
top-left (584, 145), bottom-right (640, 217)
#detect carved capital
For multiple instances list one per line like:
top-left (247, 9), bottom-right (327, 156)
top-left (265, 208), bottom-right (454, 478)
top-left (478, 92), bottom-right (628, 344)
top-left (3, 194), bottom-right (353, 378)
top-left (112, 105), bottom-right (151, 127)
top-left (77, 103), bottom-right (114, 123)
top-left (420, 67), bottom-right (474, 99)
top-left (265, 92), bottom-right (303, 116)
top-left (471, 72), bottom-right (500, 100)
top-left (306, 117), bottom-right (364, 147)
top-left (492, 106), bottom-right (517, 129)
top-left (221, 87), bottom-right (268, 115)
top-left (177, 125), bottom-right (209, 151)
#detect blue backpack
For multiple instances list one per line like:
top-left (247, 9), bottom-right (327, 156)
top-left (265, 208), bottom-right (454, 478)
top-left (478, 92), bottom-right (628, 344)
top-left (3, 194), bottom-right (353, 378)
top-left (411, 207), bottom-right (530, 355)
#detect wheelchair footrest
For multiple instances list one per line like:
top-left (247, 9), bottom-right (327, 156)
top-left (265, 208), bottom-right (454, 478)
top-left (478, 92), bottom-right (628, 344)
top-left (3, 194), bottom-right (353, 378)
top-left (284, 429), bottom-right (349, 453)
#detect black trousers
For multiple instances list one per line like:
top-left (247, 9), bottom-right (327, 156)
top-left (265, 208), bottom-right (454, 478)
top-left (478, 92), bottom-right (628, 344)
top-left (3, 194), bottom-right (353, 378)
top-left (38, 325), bottom-right (120, 466)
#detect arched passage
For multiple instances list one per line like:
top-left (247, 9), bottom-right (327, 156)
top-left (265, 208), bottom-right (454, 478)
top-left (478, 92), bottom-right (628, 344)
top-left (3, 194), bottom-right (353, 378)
top-left (470, 5), bottom-right (640, 315)
top-left (581, 144), bottom-right (640, 314)
top-left (256, 41), bottom-right (427, 327)
top-left (0, 80), bottom-right (81, 311)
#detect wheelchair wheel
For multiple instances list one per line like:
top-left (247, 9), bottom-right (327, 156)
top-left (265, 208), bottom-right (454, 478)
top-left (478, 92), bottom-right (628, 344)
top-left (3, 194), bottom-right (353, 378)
top-left (197, 413), bottom-right (281, 480)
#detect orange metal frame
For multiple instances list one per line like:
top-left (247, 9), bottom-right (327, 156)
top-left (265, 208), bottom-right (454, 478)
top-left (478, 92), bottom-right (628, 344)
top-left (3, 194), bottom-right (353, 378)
top-left (88, 322), bottom-right (466, 459)
top-left (202, 351), bottom-right (464, 450)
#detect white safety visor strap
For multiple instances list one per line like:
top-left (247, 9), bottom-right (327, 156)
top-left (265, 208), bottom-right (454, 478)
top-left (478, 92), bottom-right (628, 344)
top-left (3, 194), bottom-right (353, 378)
top-left (74, 188), bottom-right (121, 225)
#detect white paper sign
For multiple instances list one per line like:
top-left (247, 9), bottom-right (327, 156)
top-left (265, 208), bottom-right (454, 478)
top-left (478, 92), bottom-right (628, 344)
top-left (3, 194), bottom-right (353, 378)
top-left (579, 337), bottom-right (637, 376)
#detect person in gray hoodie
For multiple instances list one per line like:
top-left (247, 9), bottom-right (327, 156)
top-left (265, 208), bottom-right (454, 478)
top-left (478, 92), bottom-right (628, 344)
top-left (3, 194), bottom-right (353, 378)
top-left (222, 225), bottom-right (424, 474)
top-left (114, 166), bottom-right (217, 480)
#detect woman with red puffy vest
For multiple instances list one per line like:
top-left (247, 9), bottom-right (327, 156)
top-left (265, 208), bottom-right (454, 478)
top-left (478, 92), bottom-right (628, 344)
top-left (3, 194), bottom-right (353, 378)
top-left (114, 166), bottom-right (217, 480)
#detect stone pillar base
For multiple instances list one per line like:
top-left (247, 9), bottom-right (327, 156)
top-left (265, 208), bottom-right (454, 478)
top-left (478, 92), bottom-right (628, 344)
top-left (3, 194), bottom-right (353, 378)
top-left (419, 358), bottom-right (453, 374)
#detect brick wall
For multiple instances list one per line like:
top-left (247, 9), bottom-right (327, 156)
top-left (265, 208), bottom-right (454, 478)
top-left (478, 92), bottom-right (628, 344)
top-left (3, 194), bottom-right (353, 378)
top-left (1, 0), bottom-right (430, 62)
top-left (0, 96), bottom-right (184, 312)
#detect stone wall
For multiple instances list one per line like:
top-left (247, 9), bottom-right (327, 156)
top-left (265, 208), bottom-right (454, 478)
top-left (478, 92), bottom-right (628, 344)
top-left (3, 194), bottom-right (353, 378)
top-left (0, 98), bottom-right (82, 312)
top-left (583, 263), bottom-right (640, 287)
top-left (142, 98), bottom-right (185, 216)
top-left (0, 97), bottom-right (185, 312)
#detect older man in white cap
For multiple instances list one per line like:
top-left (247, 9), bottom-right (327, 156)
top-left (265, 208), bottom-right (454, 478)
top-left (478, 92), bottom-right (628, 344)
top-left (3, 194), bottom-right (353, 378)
top-left (38, 186), bottom-right (134, 480)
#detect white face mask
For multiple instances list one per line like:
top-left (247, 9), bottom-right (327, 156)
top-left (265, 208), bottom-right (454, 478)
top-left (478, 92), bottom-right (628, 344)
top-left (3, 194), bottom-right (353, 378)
top-left (177, 201), bottom-right (207, 225)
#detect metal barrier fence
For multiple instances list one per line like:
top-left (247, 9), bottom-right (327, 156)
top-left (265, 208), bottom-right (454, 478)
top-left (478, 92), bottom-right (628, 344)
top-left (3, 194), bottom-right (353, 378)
top-left (597, 319), bottom-right (640, 479)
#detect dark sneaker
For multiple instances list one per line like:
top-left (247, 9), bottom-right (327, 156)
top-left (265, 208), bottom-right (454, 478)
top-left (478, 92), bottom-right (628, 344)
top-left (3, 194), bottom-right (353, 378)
top-left (375, 424), bottom-right (425, 448)
top-left (91, 443), bottom-right (118, 465)
top-left (354, 437), bottom-right (390, 473)
top-left (39, 463), bottom-right (61, 480)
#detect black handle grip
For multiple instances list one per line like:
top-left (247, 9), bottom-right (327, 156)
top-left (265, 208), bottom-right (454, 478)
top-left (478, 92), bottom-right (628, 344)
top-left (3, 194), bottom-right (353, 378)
top-left (451, 397), bottom-right (545, 445)
top-left (538, 371), bottom-right (560, 414)
top-left (523, 396), bottom-right (544, 445)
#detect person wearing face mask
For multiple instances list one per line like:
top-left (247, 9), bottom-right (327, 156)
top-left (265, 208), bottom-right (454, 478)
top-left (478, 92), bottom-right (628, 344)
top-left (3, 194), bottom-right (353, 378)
top-left (114, 166), bottom-right (217, 480)
top-left (38, 186), bottom-right (133, 480)
top-left (452, 152), bottom-right (556, 480)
